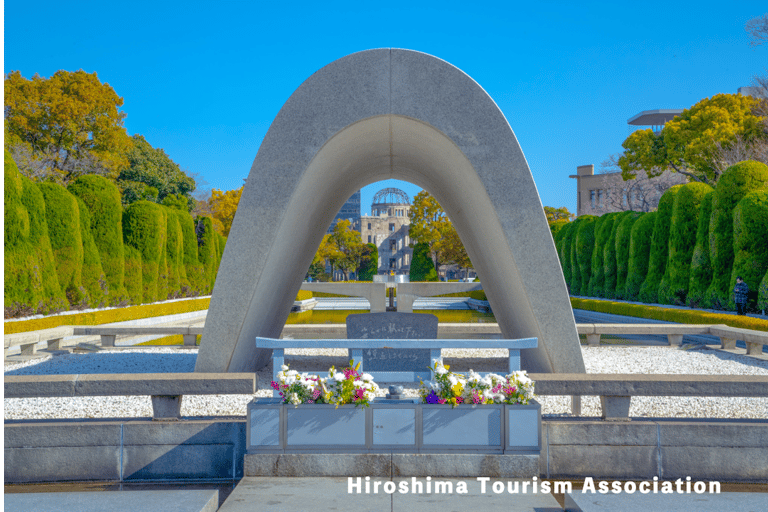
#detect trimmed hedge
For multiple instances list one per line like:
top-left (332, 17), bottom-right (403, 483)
top-left (123, 245), bottom-right (144, 305)
top-left (557, 221), bottom-right (576, 292)
top-left (122, 201), bottom-right (167, 303)
top-left (624, 211), bottom-right (656, 300)
top-left (4, 152), bottom-right (68, 316)
top-left (574, 216), bottom-right (597, 296)
top-left (4, 296), bottom-right (211, 334)
top-left (68, 175), bottom-right (128, 305)
top-left (164, 206), bottom-right (185, 299)
top-left (587, 214), bottom-right (614, 297)
top-left (731, 190), bottom-right (768, 310)
top-left (759, 270), bottom-right (768, 312)
top-left (571, 297), bottom-right (768, 332)
top-left (603, 212), bottom-right (631, 299)
top-left (706, 160), bottom-right (768, 308)
top-left (175, 209), bottom-right (203, 295)
top-left (75, 197), bottom-right (108, 309)
top-left (38, 183), bottom-right (87, 308)
top-left (196, 217), bottom-right (218, 294)
top-left (686, 191), bottom-right (715, 308)
top-left (659, 182), bottom-right (713, 305)
top-left (613, 211), bottom-right (641, 299)
top-left (295, 290), bottom-right (313, 301)
top-left (639, 185), bottom-right (681, 303)
top-left (410, 242), bottom-right (439, 282)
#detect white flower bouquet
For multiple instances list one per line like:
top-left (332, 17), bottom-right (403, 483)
top-left (419, 362), bottom-right (535, 407)
top-left (270, 360), bottom-right (380, 408)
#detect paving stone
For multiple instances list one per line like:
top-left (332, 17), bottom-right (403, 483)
top-left (5, 490), bottom-right (218, 512)
top-left (565, 491), bottom-right (768, 512)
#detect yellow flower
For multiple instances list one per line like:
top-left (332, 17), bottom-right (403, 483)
top-left (451, 382), bottom-right (463, 396)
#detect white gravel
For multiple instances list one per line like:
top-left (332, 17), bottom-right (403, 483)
top-left (5, 346), bottom-right (768, 420)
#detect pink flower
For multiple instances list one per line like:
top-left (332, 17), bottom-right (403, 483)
top-left (438, 398), bottom-right (447, 404)
top-left (270, 381), bottom-right (279, 390)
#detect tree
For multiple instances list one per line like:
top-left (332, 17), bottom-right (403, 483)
top-left (618, 94), bottom-right (766, 185)
top-left (441, 225), bottom-right (473, 280)
top-left (329, 219), bottom-right (364, 281)
top-left (357, 243), bottom-right (379, 281)
top-left (208, 186), bottom-right (243, 237)
top-left (409, 242), bottom-right (438, 281)
top-left (118, 134), bottom-right (195, 207)
top-left (4, 70), bottom-right (132, 184)
top-left (408, 191), bottom-right (453, 275)
top-left (746, 13), bottom-right (768, 46)
top-left (544, 206), bottom-right (574, 223)
top-left (599, 154), bottom-right (688, 212)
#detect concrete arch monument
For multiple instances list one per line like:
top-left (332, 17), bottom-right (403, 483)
top-left (196, 49), bottom-right (585, 375)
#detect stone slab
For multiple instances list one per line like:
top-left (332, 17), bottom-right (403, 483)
top-left (392, 454), bottom-right (539, 477)
top-left (548, 445), bottom-right (658, 479)
top-left (661, 446), bottom-right (768, 481)
top-left (547, 421), bottom-right (657, 446)
top-left (5, 446), bottom-right (121, 482)
top-left (658, 421), bottom-right (768, 448)
top-left (4, 422), bottom-right (122, 448)
top-left (564, 491), bottom-right (768, 512)
top-left (122, 444), bottom-right (236, 480)
top-left (122, 420), bottom-right (245, 446)
top-left (243, 453), bottom-right (391, 477)
top-left (347, 312), bottom-right (437, 372)
top-left (5, 490), bottom-right (218, 512)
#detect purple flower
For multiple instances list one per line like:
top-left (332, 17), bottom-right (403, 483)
top-left (426, 391), bottom-right (441, 404)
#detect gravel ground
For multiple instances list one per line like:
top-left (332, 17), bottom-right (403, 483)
top-left (5, 346), bottom-right (768, 420)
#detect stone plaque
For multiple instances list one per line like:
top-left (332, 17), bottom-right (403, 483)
top-left (346, 312), bottom-right (437, 372)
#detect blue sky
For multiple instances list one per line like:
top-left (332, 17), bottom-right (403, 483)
top-left (4, 1), bottom-right (766, 215)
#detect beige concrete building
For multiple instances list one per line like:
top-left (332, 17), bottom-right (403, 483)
top-left (360, 188), bottom-right (413, 275)
top-left (571, 109), bottom-right (687, 216)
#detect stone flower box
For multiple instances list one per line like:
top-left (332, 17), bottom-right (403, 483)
top-left (247, 398), bottom-right (540, 454)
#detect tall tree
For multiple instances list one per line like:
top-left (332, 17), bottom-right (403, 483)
top-left (618, 94), bottom-right (766, 185)
top-left (408, 190), bottom-right (453, 275)
top-left (441, 225), bottom-right (473, 280)
top-left (544, 206), bottom-right (575, 222)
top-left (4, 70), bottom-right (132, 183)
top-left (208, 186), bottom-right (243, 237)
top-left (118, 134), bottom-right (195, 207)
top-left (329, 219), bottom-right (364, 281)
top-left (357, 243), bottom-right (379, 281)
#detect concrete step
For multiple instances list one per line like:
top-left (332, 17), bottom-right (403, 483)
top-left (565, 490), bottom-right (768, 511)
top-left (219, 477), bottom-right (562, 511)
top-left (5, 490), bottom-right (218, 512)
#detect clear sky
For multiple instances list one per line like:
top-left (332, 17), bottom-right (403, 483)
top-left (4, 1), bottom-right (767, 215)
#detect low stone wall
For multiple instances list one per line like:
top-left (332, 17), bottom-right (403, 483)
top-left (6, 418), bottom-right (768, 483)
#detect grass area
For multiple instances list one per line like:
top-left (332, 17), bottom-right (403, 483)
top-left (286, 309), bottom-right (495, 324)
top-left (136, 334), bottom-right (201, 346)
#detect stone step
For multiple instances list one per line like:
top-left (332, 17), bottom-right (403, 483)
top-left (565, 490), bottom-right (768, 511)
top-left (219, 477), bottom-right (562, 512)
top-left (4, 490), bottom-right (218, 512)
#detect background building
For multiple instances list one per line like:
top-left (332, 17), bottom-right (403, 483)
top-left (571, 109), bottom-right (687, 216)
top-left (360, 188), bottom-right (413, 275)
top-left (327, 189), bottom-right (361, 233)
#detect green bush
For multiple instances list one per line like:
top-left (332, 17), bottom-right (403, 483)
top-left (603, 212), bottom-right (630, 299)
top-left (38, 183), bottom-right (87, 308)
top-left (357, 243), bottom-right (378, 281)
top-left (68, 175), bottom-right (128, 305)
top-left (164, 207), bottom-right (188, 298)
top-left (730, 190), bottom-right (768, 310)
top-left (123, 201), bottom-right (167, 303)
top-left (706, 160), bottom-right (768, 308)
top-left (556, 221), bottom-right (576, 292)
top-left (74, 197), bottom-right (108, 308)
top-left (639, 185), bottom-right (682, 303)
top-left (410, 242), bottom-right (438, 281)
top-left (587, 214), bottom-right (614, 297)
top-left (574, 216), bottom-right (597, 295)
top-left (686, 191), bottom-right (715, 308)
top-left (658, 182), bottom-right (713, 305)
top-left (196, 217), bottom-right (218, 293)
top-left (624, 211), bottom-right (657, 300)
top-left (123, 245), bottom-right (144, 305)
top-left (759, 269), bottom-right (768, 312)
top-left (4, 151), bottom-right (67, 316)
top-left (175, 209), bottom-right (203, 295)
top-left (613, 211), bottom-right (641, 299)
top-left (569, 217), bottom-right (585, 294)
top-left (549, 219), bottom-right (569, 239)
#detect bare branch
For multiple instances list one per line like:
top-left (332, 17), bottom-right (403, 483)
top-left (746, 13), bottom-right (768, 47)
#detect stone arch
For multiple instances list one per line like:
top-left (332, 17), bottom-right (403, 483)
top-left (196, 49), bottom-right (585, 374)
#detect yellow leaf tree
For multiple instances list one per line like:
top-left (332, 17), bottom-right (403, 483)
top-left (208, 186), bottom-right (243, 237)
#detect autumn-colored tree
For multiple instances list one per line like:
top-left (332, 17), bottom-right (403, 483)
top-left (315, 233), bottom-right (343, 280)
top-left (119, 134), bottom-right (195, 207)
top-left (544, 206), bottom-right (575, 223)
top-left (618, 94), bottom-right (766, 185)
top-left (408, 191), bottom-right (452, 274)
top-left (441, 225), bottom-right (473, 279)
top-left (4, 70), bottom-right (132, 184)
top-left (329, 220), bottom-right (364, 281)
top-left (208, 186), bottom-right (243, 237)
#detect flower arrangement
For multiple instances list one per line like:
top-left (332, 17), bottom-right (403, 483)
top-left (419, 362), bottom-right (535, 407)
top-left (270, 360), bottom-right (379, 408)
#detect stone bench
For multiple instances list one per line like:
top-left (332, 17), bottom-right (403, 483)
top-left (4, 372), bottom-right (257, 420)
top-left (530, 373), bottom-right (768, 421)
top-left (709, 325), bottom-right (768, 355)
top-left (72, 326), bottom-right (205, 348)
top-left (4, 326), bottom-right (75, 356)
top-left (578, 323), bottom-right (714, 346)
top-left (255, 337), bottom-right (538, 396)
